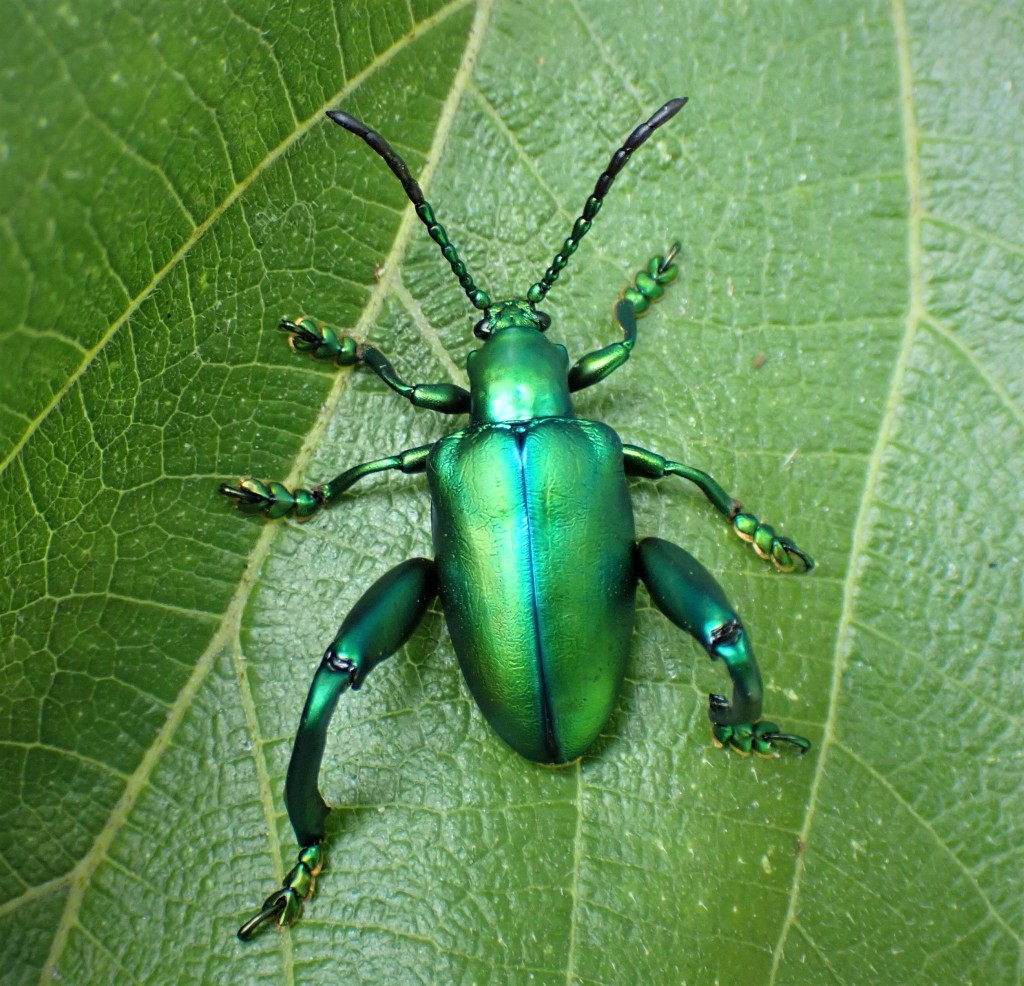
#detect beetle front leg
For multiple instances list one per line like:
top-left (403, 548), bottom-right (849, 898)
top-left (568, 244), bottom-right (680, 392)
top-left (220, 444), bottom-right (432, 521)
top-left (624, 446), bottom-right (814, 572)
top-left (238, 557), bottom-right (438, 940)
top-left (280, 317), bottom-right (470, 414)
top-left (636, 537), bottom-right (810, 756)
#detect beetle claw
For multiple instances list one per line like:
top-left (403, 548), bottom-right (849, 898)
top-left (772, 536), bottom-right (815, 573)
top-left (237, 890), bottom-right (293, 941)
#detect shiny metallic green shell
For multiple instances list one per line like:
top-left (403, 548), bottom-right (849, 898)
top-left (428, 417), bottom-right (636, 764)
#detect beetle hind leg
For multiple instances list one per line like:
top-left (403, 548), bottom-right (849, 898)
top-left (636, 536), bottom-right (810, 757)
top-left (238, 557), bottom-right (438, 940)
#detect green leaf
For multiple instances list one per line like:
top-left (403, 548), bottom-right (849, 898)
top-left (1, 0), bottom-right (1020, 983)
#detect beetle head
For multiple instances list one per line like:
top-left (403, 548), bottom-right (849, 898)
top-left (473, 300), bottom-right (552, 340)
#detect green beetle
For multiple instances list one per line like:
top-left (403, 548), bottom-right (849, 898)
top-left (223, 97), bottom-right (814, 940)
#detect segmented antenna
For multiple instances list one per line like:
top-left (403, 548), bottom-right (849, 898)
top-left (327, 110), bottom-right (492, 311)
top-left (526, 97), bottom-right (688, 304)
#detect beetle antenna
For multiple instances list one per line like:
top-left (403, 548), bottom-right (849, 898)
top-left (327, 110), bottom-right (492, 311)
top-left (526, 97), bottom-right (688, 305)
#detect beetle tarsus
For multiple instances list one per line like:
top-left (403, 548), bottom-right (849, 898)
top-left (279, 315), bottom-right (360, 366)
top-left (711, 718), bottom-right (811, 756)
top-left (237, 844), bottom-right (324, 940)
top-left (220, 477), bottom-right (320, 520)
top-left (733, 511), bottom-right (815, 572)
top-left (621, 242), bottom-right (681, 317)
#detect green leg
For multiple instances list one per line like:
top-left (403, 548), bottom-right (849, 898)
top-left (220, 443), bottom-right (432, 521)
top-left (623, 445), bottom-right (814, 573)
top-left (238, 557), bottom-right (438, 940)
top-left (568, 244), bottom-right (680, 392)
top-left (636, 537), bottom-right (810, 756)
top-left (280, 316), bottom-right (470, 413)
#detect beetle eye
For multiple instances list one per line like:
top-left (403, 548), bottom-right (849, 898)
top-left (536, 310), bottom-right (551, 332)
top-left (473, 318), bottom-right (492, 340)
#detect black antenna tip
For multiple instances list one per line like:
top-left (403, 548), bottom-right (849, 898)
top-left (651, 97), bottom-right (688, 128)
top-left (326, 109), bottom-right (369, 138)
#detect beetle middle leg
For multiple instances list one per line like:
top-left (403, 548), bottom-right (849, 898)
top-left (238, 557), bottom-right (438, 940)
top-left (636, 537), bottom-right (809, 756)
top-left (220, 443), bottom-right (433, 521)
top-left (624, 445), bottom-right (814, 572)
